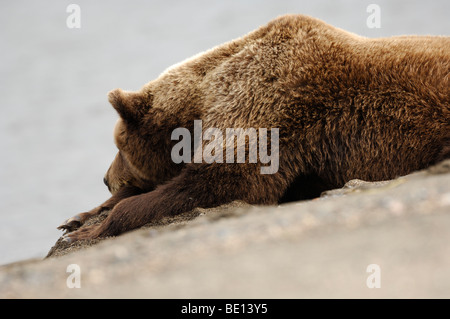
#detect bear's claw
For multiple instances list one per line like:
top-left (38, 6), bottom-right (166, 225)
top-left (57, 215), bottom-right (82, 232)
top-left (61, 234), bottom-right (73, 244)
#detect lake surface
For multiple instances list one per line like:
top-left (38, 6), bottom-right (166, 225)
top-left (0, 0), bottom-right (448, 265)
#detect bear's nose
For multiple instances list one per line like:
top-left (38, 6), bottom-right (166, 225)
top-left (103, 177), bottom-right (109, 188)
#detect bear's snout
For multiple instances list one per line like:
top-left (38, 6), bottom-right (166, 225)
top-left (103, 177), bottom-right (110, 191)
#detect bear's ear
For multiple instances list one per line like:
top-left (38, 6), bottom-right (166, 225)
top-left (107, 88), bottom-right (151, 123)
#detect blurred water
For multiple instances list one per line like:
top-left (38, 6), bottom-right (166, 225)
top-left (0, 0), bottom-right (448, 265)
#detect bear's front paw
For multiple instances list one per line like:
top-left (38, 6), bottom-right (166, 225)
top-left (57, 207), bottom-right (106, 233)
top-left (61, 224), bottom-right (103, 243)
top-left (57, 214), bottom-right (84, 233)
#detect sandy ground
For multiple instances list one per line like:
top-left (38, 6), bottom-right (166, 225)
top-left (46, 201), bottom-right (251, 259)
top-left (0, 161), bottom-right (448, 298)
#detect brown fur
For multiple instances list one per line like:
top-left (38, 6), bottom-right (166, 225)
top-left (62, 14), bottom-right (450, 241)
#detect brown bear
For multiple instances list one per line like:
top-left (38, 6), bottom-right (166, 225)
top-left (58, 14), bottom-right (449, 242)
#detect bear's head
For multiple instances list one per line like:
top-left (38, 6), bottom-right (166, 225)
top-left (103, 88), bottom-right (182, 195)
